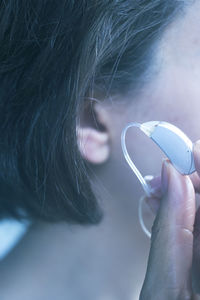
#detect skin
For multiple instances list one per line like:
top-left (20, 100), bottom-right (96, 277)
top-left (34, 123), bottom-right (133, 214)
top-left (1, 1), bottom-right (200, 300)
top-left (78, 1), bottom-right (200, 298)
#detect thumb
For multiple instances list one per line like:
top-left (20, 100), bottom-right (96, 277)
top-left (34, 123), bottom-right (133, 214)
top-left (140, 159), bottom-right (196, 300)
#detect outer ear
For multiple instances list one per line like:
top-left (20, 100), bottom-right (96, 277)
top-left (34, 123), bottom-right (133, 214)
top-left (76, 101), bottom-right (110, 164)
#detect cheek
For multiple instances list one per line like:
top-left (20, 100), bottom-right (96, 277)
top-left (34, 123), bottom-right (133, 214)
top-left (118, 79), bottom-right (200, 178)
top-left (124, 123), bottom-right (164, 177)
top-left (139, 68), bottom-right (200, 142)
top-left (108, 96), bottom-right (165, 180)
top-left (164, 74), bottom-right (200, 142)
top-left (107, 70), bottom-right (200, 198)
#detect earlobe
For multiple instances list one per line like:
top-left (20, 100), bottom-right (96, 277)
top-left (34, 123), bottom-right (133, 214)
top-left (77, 126), bottom-right (110, 164)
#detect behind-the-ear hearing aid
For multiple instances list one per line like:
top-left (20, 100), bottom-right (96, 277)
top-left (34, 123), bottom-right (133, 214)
top-left (121, 121), bottom-right (196, 238)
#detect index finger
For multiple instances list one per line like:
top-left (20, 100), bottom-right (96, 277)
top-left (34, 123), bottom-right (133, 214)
top-left (140, 160), bottom-right (196, 300)
top-left (193, 140), bottom-right (200, 179)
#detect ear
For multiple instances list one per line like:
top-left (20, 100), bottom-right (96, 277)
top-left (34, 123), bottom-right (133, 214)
top-left (77, 100), bottom-right (110, 164)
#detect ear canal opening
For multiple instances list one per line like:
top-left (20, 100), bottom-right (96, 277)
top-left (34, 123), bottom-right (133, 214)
top-left (80, 99), bottom-right (107, 133)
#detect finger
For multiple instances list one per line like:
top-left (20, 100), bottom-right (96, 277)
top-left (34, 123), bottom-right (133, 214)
top-left (192, 206), bottom-right (200, 294)
top-left (144, 170), bottom-right (200, 216)
top-left (140, 159), bottom-right (196, 300)
top-left (193, 140), bottom-right (200, 179)
top-left (146, 170), bottom-right (200, 199)
top-left (144, 175), bottom-right (162, 198)
top-left (144, 175), bottom-right (162, 214)
top-left (189, 172), bottom-right (200, 194)
top-left (144, 158), bottom-right (200, 296)
top-left (144, 172), bottom-right (200, 215)
top-left (192, 294), bottom-right (200, 300)
top-left (144, 196), bottom-right (160, 214)
top-left (190, 140), bottom-right (200, 295)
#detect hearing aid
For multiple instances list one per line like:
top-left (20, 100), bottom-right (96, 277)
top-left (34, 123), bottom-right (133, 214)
top-left (140, 121), bottom-right (195, 175)
top-left (121, 121), bottom-right (196, 238)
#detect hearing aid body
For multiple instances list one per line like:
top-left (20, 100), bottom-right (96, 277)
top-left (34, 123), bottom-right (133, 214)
top-left (140, 121), bottom-right (195, 175)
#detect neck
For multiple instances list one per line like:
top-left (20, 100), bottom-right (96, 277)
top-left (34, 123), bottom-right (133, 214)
top-left (0, 196), bottom-right (151, 300)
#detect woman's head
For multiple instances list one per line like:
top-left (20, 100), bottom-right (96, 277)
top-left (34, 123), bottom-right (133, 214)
top-left (0, 0), bottom-right (191, 224)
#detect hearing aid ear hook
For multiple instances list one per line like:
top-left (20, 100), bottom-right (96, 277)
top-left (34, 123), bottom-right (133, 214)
top-left (121, 121), bottom-right (196, 238)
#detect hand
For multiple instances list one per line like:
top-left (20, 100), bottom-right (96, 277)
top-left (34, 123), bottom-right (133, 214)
top-left (139, 140), bottom-right (200, 300)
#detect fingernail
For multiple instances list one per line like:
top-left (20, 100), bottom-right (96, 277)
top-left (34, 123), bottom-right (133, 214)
top-left (161, 159), bottom-right (170, 194)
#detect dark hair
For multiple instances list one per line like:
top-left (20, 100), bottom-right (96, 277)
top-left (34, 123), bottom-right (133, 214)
top-left (0, 1), bottom-right (185, 224)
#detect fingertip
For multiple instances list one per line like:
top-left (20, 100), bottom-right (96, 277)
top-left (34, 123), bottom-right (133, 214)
top-left (162, 158), bottom-right (195, 199)
top-left (160, 159), bottom-right (195, 230)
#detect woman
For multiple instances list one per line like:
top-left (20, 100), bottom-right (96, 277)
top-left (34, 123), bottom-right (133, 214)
top-left (0, 0), bottom-right (200, 299)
